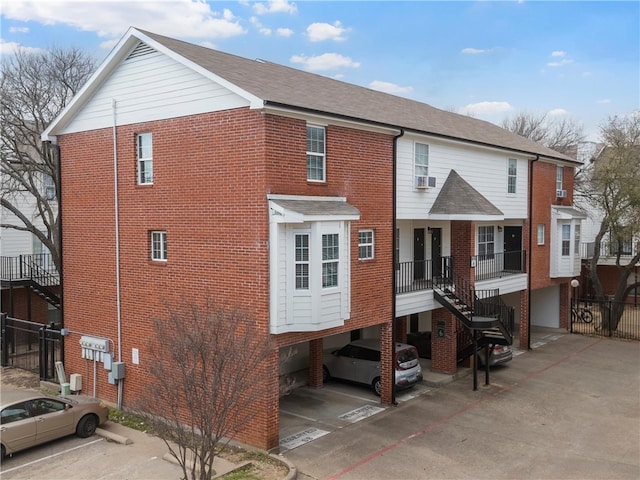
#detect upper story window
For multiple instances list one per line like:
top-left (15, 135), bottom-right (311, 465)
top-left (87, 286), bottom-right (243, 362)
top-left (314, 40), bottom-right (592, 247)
top-left (43, 173), bottom-right (56, 201)
top-left (507, 159), bottom-right (517, 194)
top-left (556, 166), bottom-right (564, 191)
top-left (151, 230), bottom-right (167, 261)
top-left (537, 224), bottom-right (545, 245)
top-left (358, 230), bottom-right (374, 260)
top-left (306, 126), bottom-right (325, 182)
top-left (414, 142), bottom-right (429, 179)
top-left (574, 225), bottom-right (581, 254)
top-left (137, 133), bottom-right (153, 185)
top-left (322, 233), bottom-right (339, 287)
top-left (561, 224), bottom-right (571, 256)
top-left (478, 226), bottom-right (495, 260)
top-left (295, 233), bottom-right (310, 290)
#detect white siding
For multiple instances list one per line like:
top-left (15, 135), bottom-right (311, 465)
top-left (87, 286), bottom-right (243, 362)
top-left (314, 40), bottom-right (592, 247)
top-left (531, 286), bottom-right (560, 328)
top-left (396, 135), bottom-right (528, 220)
top-left (396, 290), bottom-right (440, 317)
top-left (61, 49), bottom-right (249, 134)
top-left (0, 189), bottom-right (51, 257)
top-left (476, 274), bottom-right (527, 295)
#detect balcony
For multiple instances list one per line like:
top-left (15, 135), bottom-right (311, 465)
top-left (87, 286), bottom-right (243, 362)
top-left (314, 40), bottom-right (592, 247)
top-left (581, 241), bottom-right (640, 265)
top-left (395, 251), bottom-right (526, 295)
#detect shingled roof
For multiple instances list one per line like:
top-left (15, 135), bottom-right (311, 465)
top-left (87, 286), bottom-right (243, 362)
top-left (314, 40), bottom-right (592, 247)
top-left (430, 170), bottom-right (504, 219)
top-left (139, 29), bottom-right (576, 164)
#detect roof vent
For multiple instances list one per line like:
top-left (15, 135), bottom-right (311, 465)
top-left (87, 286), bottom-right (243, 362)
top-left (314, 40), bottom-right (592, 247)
top-left (126, 43), bottom-right (156, 61)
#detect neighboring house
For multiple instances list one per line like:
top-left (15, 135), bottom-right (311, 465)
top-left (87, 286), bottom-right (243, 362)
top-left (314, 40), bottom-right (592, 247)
top-left (42, 28), bottom-right (583, 450)
top-left (1, 163), bottom-right (60, 324)
top-left (574, 143), bottom-right (640, 302)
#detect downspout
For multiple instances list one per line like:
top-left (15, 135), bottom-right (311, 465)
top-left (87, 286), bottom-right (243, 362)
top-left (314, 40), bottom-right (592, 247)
top-left (112, 99), bottom-right (123, 408)
top-left (527, 155), bottom-right (539, 351)
top-left (391, 128), bottom-right (405, 406)
top-left (53, 143), bottom-right (64, 362)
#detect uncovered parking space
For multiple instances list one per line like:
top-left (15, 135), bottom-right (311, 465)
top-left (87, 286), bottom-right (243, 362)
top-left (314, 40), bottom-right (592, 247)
top-left (279, 380), bottom-right (431, 452)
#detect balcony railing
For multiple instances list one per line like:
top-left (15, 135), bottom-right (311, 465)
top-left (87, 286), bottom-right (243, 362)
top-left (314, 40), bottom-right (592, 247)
top-left (581, 241), bottom-right (640, 261)
top-left (473, 250), bottom-right (526, 281)
top-left (0, 254), bottom-right (59, 285)
top-left (396, 257), bottom-right (452, 294)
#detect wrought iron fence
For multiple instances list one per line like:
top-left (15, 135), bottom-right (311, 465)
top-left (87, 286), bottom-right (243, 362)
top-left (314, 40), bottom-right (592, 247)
top-left (570, 298), bottom-right (640, 341)
top-left (473, 250), bottom-right (526, 281)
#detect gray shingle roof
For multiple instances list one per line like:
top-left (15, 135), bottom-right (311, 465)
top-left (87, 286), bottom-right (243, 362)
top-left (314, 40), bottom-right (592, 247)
top-left (139, 29), bottom-right (577, 164)
top-left (270, 198), bottom-right (360, 218)
top-left (430, 170), bottom-right (504, 217)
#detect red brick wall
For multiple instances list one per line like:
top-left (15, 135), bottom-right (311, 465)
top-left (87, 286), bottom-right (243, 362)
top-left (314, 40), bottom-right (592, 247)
top-left (58, 108), bottom-right (394, 449)
top-left (1, 287), bottom-right (50, 324)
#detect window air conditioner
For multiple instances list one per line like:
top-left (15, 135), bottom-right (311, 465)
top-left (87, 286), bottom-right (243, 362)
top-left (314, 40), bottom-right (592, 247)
top-left (415, 176), bottom-right (436, 189)
top-left (556, 189), bottom-right (567, 198)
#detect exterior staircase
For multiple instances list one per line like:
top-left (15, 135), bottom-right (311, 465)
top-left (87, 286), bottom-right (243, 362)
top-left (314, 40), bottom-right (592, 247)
top-left (1, 254), bottom-right (61, 310)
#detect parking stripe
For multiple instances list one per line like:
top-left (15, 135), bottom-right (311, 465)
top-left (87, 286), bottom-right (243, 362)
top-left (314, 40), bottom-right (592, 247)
top-left (325, 338), bottom-right (602, 480)
top-left (0, 438), bottom-right (103, 475)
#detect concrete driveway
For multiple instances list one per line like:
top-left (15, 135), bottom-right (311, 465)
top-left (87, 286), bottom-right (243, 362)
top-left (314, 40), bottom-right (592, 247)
top-left (282, 331), bottom-right (640, 480)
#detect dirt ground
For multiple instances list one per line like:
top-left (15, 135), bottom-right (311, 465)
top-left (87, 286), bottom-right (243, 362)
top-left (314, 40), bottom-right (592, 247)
top-left (0, 366), bottom-right (290, 480)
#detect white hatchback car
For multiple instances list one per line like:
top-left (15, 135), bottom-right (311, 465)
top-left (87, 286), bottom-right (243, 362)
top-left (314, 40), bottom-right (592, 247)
top-left (323, 339), bottom-right (423, 395)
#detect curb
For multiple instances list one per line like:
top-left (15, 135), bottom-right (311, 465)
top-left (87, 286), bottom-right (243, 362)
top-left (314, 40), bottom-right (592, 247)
top-left (96, 426), bottom-right (133, 445)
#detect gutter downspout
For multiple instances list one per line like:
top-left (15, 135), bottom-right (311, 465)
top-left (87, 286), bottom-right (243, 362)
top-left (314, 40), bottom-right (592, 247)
top-left (527, 155), bottom-right (539, 351)
top-left (391, 128), bottom-right (405, 406)
top-left (112, 99), bottom-right (123, 408)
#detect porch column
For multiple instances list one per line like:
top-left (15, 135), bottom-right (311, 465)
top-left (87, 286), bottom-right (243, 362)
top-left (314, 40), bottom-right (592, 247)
top-left (379, 321), bottom-right (394, 406)
top-left (395, 315), bottom-right (408, 343)
top-left (430, 309), bottom-right (457, 374)
top-left (519, 289), bottom-right (530, 350)
top-left (450, 221), bottom-right (475, 286)
top-left (308, 338), bottom-right (323, 388)
top-left (559, 282), bottom-right (570, 330)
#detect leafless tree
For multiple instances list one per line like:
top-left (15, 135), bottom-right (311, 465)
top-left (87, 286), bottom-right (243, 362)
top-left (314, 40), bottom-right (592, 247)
top-left (577, 111), bottom-right (640, 330)
top-left (1, 47), bottom-right (96, 272)
top-left (501, 111), bottom-right (585, 154)
top-left (132, 301), bottom-right (274, 480)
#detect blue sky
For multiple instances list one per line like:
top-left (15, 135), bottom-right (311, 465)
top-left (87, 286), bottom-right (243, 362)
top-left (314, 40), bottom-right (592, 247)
top-left (1, 1), bottom-right (638, 141)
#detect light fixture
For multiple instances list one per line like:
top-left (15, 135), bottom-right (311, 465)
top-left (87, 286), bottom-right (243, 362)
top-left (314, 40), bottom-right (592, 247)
top-left (497, 226), bottom-right (503, 232)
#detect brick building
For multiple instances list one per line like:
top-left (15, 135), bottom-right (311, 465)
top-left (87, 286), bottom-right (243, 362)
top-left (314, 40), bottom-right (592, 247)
top-left (43, 28), bottom-right (583, 449)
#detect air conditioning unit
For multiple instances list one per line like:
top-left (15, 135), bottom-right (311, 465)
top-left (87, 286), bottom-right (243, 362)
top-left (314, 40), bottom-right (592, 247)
top-left (415, 176), bottom-right (436, 189)
top-left (556, 189), bottom-right (567, 198)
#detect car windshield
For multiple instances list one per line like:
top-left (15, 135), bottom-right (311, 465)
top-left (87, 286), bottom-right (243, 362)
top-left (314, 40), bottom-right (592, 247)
top-left (396, 347), bottom-right (418, 366)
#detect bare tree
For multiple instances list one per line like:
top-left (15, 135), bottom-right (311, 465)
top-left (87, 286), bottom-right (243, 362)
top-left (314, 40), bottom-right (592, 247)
top-left (501, 111), bottom-right (585, 154)
top-left (1, 47), bottom-right (95, 272)
top-left (133, 301), bottom-right (274, 480)
top-left (577, 112), bottom-right (640, 330)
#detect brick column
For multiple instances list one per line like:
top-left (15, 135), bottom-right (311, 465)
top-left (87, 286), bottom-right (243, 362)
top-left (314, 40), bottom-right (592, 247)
top-left (379, 321), bottom-right (393, 406)
top-left (519, 289), bottom-right (530, 350)
top-left (308, 338), bottom-right (323, 388)
top-left (395, 315), bottom-right (408, 343)
top-left (450, 221), bottom-right (475, 286)
top-left (559, 282), bottom-right (570, 330)
top-left (430, 309), bottom-right (457, 374)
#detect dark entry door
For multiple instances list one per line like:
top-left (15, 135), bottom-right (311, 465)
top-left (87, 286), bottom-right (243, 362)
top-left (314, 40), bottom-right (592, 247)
top-left (414, 228), bottom-right (425, 280)
top-left (504, 226), bottom-right (522, 271)
top-left (431, 228), bottom-right (442, 278)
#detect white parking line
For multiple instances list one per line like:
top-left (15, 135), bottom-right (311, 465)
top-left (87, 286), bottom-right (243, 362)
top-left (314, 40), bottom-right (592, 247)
top-left (279, 409), bottom-right (318, 422)
top-left (0, 438), bottom-right (103, 475)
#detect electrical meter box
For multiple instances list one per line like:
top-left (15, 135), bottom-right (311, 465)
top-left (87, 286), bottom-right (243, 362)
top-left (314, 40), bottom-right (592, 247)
top-left (111, 361), bottom-right (125, 380)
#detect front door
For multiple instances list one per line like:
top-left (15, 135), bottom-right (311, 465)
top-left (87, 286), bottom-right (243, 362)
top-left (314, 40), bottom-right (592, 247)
top-left (414, 228), bottom-right (425, 280)
top-left (430, 228), bottom-right (442, 278)
top-left (504, 226), bottom-right (522, 271)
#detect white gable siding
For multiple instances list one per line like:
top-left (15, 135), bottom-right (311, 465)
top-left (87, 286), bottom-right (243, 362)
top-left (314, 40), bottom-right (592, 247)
top-left (396, 135), bottom-right (528, 220)
top-left (60, 48), bottom-right (249, 134)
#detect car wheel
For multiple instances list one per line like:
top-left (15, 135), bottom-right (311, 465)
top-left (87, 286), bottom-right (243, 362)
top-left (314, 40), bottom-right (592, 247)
top-left (371, 377), bottom-right (382, 396)
top-left (76, 414), bottom-right (98, 438)
top-left (322, 365), bottom-right (330, 383)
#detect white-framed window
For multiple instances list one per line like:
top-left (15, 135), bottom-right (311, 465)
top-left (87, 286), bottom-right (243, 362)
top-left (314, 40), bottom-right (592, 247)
top-left (537, 224), bottom-right (545, 245)
top-left (295, 233), bottom-right (310, 290)
top-left (137, 133), bottom-right (153, 185)
top-left (478, 226), bottom-right (495, 260)
top-left (151, 230), bottom-right (167, 261)
top-left (574, 224), bottom-right (581, 254)
top-left (306, 125), bottom-right (325, 182)
top-left (322, 233), bottom-right (339, 288)
top-left (507, 159), bottom-right (517, 194)
top-left (43, 173), bottom-right (56, 200)
top-left (561, 224), bottom-right (571, 256)
top-left (556, 166), bottom-right (563, 192)
top-left (358, 230), bottom-right (374, 260)
top-left (414, 142), bottom-right (429, 178)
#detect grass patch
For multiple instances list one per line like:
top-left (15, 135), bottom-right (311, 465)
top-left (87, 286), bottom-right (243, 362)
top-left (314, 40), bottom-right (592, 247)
top-left (108, 408), bottom-right (150, 433)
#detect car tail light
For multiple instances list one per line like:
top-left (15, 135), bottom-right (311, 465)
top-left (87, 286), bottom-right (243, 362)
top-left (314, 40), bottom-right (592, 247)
top-left (396, 348), bottom-right (418, 370)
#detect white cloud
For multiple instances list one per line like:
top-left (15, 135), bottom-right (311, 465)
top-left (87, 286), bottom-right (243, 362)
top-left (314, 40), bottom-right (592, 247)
top-left (250, 16), bottom-right (271, 36)
top-left (461, 47), bottom-right (488, 55)
top-left (369, 80), bottom-right (413, 95)
top-left (306, 21), bottom-right (350, 42)
top-left (551, 50), bottom-right (566, 58)
top-left (290, 52), bottom-right (360, 72)
top-left (1, 0), bottom-right (247, 49)
top-left (253, 0), bottom-right (297, 15)
top-left (0, 39), bottom-right (43, 56)
top-left (548, 108), bottom-right (568, 116)
top-left (9, 26), bottom-right (29, 33)
top-left (547, 58), bottom-right (574, 67)
top-left (459, 101), bottom-right (513, 116)
top-left (276, 28), bottom-right (294, 37)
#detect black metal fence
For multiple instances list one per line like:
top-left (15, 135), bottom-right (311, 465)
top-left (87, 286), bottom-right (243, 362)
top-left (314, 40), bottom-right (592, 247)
top-left (570, 298), bottom-right (640, 341)
top-left (0, 313), bottom-right (62, 381)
